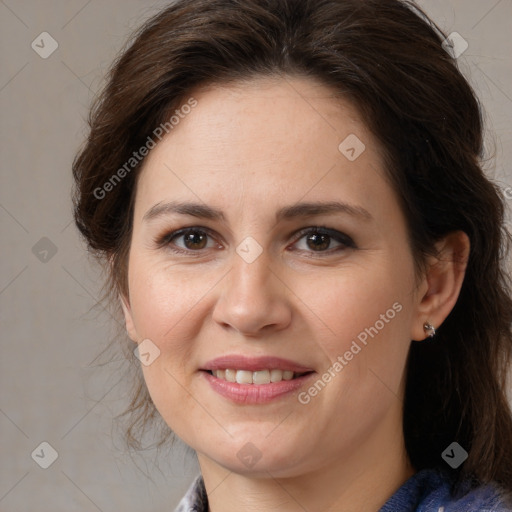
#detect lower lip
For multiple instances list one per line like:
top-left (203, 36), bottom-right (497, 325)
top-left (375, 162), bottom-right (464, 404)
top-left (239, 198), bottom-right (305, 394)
top-left (201, 371), bottom-right (315, 404)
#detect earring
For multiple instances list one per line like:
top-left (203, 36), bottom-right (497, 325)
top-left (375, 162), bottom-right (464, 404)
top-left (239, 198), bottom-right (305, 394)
top-left (423, 322), bottom-right (436, 338)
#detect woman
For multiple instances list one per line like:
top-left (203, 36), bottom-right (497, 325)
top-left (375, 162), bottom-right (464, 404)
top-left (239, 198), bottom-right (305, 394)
top-left (72, 0), bottom-right (512, 510)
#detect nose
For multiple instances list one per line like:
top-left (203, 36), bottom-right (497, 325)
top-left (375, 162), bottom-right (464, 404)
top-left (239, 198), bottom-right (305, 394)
top-left (211, 248), bottom-right (292, 337)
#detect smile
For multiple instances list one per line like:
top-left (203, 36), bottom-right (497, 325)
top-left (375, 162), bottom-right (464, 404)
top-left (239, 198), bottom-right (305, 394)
top-left (207, 369), bottom-right (310, 385)
top-left (201, 355), bottom-right (316, 403)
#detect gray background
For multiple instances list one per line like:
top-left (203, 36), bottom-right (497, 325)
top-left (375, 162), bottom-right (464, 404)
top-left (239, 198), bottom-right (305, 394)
top-left (1, 1), bottom-right (511, 510)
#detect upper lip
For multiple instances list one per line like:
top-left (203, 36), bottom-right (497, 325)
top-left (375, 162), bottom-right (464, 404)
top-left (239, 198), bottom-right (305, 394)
top-left (201, 355), bottom-right (314, 373)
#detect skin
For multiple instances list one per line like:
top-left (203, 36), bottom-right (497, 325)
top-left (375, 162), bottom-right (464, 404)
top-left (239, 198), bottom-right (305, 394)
top-left (121, 76), bottom-right (469, 511)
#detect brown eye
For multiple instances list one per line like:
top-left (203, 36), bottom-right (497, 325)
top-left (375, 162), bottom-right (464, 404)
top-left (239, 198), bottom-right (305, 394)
top-left (156, 227), bottom-right (219, 254)
top-left (305, 232), bottom-right (331, 251)
top-left (292, 227), bottom-right (355, 255)
top-left (181, 230), bottom-right (208, 250)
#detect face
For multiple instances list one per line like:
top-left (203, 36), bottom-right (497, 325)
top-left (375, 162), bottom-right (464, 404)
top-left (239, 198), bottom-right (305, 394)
top-left (122, 76), bottom-right (424, 478)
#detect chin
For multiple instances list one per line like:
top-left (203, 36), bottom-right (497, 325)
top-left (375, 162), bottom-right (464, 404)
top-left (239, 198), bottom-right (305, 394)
top-left (199, 435), bottom-right (312, 478)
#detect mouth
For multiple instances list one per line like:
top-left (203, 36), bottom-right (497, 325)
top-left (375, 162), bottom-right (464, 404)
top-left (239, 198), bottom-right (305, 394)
top-left (204, 368), bottom-right (313, 385)
top-left (200, 355), bottom-right (316, 404)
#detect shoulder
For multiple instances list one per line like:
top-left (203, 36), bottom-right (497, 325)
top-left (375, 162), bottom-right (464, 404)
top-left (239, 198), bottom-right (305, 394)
top-left (380, 468), bottom-right (512, 512)
top-left (445, 482), bottom-right (512, 512)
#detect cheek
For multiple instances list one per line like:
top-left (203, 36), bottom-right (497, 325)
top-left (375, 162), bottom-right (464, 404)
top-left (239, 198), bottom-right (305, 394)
top-left (127, 256), bottom-right (214, 341)
top-left (292, 258), bottom-right (414, 363)
top-left (127, 258), bottom-right (213, 431)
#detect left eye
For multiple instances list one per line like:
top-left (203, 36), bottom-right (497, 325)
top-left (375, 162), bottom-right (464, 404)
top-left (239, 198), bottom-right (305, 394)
top-left (291, 227), bottom-right (355, 254)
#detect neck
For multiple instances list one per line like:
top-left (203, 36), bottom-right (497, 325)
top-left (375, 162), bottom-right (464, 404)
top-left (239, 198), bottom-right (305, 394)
top-left (197, 410), bottom-right (414, 512)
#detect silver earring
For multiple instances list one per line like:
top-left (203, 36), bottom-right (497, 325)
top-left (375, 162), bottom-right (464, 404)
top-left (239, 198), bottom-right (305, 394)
top-left (423, 322), bottom-right (436, 338)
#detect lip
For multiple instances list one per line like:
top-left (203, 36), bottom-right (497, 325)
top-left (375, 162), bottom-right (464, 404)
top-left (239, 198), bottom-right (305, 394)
top-left (201, 355), bottom-right (314, 373)
top-left (200, 355), bottom-right (316, 404)
top-left (202, 371), bottom-right (315, 404)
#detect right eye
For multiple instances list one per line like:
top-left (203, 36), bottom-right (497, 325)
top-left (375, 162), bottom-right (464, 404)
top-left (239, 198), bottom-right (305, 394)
top-left (156, 227), bottom-right (222, 255)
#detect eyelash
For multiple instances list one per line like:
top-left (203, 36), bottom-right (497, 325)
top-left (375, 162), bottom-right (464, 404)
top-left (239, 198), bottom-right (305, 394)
top-left (155, 226), bottom-right (356, 257)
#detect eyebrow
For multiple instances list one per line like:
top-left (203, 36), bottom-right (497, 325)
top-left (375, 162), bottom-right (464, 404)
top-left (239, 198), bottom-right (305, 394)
top-left (142, 200), bottom-right (372, 223)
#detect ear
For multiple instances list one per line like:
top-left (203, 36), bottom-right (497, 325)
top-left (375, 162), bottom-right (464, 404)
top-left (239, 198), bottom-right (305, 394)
top-left (411, 231), bottom-right (470, 341)
top-left (119, 293), bottom-right (139, 343)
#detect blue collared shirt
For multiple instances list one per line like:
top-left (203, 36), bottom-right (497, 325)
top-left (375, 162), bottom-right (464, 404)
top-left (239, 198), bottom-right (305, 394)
top-left (174, 468), bottom-right (512, 511)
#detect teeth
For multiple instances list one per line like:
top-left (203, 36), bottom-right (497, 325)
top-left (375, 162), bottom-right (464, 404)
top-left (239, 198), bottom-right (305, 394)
top-left (270, 369), bottom-right (283, 382)
top-left (213, 369), bottom-right (300, 385)
top-left (235, 370), bottom-right (253, 384)
top-left (224, 369), bottom-right (236, 382)
top-left (253, 370), bottom-right (270, 385)
top-left (283, 370), bottom-right (294, 380)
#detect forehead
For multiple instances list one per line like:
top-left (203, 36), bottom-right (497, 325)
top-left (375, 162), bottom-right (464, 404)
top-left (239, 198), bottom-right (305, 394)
top-left (134, 76), bottom-right (392, 221)
top-left (165, 75), bottom-right (369, 157)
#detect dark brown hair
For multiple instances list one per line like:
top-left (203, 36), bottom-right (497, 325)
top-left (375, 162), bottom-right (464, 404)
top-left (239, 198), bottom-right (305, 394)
top-left (72, 0), bottom-right (512, 497)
